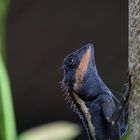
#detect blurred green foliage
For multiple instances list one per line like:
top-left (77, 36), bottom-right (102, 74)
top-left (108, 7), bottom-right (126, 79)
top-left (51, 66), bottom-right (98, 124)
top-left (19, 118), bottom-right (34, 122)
top-left (0, 1), bottom-right (81, 140)
top-left (0, 0), bottom-right (17, 140)
top-left (19, 121), bottom-right (81, 140)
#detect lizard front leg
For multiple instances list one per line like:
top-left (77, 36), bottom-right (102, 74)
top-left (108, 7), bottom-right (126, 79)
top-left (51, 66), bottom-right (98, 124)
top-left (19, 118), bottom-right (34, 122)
top-left (110, 80), bottom-right (130, 124)
top-left (101, 82), bottom-right (130, 138)
top-left (88, 94), bottom-right (120, 140)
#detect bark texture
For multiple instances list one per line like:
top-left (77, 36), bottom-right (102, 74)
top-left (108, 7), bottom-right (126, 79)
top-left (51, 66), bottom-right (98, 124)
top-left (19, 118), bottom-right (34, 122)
top-left (129, 0), bottom-right (140, 139)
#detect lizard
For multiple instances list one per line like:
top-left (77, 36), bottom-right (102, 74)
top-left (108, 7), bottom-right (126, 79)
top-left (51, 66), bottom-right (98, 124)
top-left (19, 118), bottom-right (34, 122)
top-left (59, 43), bottom-right (130, 140)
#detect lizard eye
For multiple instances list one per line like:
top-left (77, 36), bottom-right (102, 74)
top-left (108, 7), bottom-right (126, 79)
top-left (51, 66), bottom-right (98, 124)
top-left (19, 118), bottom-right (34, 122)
top-left (67, 57), bottom-right (74, 64)
top-left (66, 56), bottom-right (76, 68)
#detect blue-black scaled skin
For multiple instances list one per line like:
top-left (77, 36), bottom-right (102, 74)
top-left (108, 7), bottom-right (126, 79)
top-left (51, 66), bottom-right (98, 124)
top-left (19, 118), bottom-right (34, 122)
top-left (60, 43), bottom-right (129, 140)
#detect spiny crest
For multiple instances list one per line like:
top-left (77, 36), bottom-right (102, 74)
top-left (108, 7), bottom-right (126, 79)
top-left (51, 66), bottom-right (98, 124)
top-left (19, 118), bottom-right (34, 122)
top-left (59, 79), bottom-right (90, 137)
top-left (59, 80), bottom-right (77, 112)
top-left (59, 80), bottom-right (84, 118)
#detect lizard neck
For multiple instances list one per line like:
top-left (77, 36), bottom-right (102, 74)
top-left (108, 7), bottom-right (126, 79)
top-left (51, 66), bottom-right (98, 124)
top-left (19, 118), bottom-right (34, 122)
top-left (72, 91), bottom-right (96, 140)
top-left (74, 65), bottom-right (112, 100)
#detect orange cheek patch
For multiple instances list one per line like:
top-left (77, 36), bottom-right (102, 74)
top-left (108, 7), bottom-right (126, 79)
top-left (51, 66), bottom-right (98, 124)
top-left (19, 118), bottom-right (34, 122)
top-left (74, 47), bottom-right (91, 90)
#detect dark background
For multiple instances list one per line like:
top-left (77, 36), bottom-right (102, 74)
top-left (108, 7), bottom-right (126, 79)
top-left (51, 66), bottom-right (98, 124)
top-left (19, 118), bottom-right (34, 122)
top-left (7, 0), bottom-right (128, 140)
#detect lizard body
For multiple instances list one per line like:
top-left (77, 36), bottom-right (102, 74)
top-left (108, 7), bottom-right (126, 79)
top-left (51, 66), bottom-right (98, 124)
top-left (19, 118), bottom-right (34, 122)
top-left (60, 43), bottom-right (129, 140)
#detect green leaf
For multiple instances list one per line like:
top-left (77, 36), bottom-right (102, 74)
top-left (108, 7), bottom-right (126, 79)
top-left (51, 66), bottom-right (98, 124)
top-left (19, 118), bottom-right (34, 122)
top-left (0, 0), bottom-right (17, 140)
top-left (18, 121), bottom-right (81, 140)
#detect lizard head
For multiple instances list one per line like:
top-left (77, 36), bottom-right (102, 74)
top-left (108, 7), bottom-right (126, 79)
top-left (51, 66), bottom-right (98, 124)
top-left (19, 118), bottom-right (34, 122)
top-left (60, 43), bottom-right (97, 100)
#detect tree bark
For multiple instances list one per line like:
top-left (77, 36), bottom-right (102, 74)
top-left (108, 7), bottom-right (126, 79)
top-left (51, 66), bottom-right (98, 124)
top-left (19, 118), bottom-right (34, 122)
top-left (129, 0), bottom-right (140, 140)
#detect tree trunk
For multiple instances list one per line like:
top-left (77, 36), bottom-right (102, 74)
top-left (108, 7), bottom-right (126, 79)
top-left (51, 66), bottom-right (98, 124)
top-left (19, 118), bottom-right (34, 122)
top-left (129, 0), bottom-right (140, 140)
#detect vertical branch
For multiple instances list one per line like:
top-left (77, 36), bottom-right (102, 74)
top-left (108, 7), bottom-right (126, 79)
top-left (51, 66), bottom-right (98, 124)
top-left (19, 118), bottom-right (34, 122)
top-left (129, 0), bottom-right (140, 140)
top-left (0, 0), bottom-right (17, 140)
